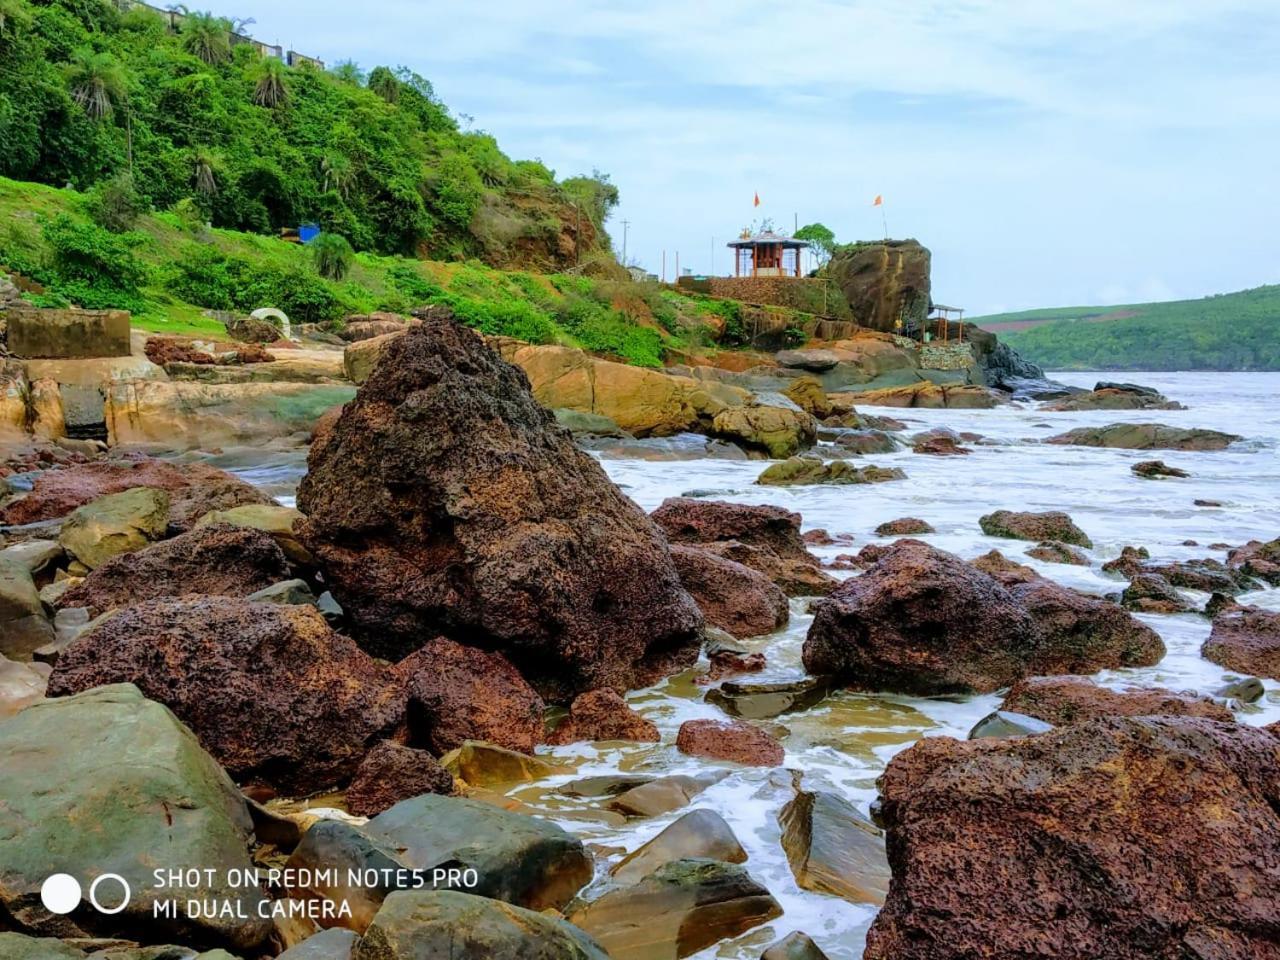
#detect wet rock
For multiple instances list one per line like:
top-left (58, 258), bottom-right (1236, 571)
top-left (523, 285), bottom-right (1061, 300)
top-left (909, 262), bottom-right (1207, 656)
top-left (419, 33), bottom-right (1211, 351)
top-left (47, 599), bottom-right (402, 794)
top-left (1011, 577), bottom-right (1165, 675)
top-left (676, 718), bottom-right (784, 766)
top-left (55, 524), bottom-right (292, 617)
top-left (611, 809), bottom-right (747, 885)
top-left (782, 377), bottom-right (832, 418)
top-left (345, 741), bottom-right (455, 817)
top-left (779, 789), bottom-right (890, 905)
top-left (705, 676), bottom-right (830, 720)
top-left (702, 630), bottom-right (768, 681)
top-left (297, 316), bottom-right (703, 699)
top-left (1045, 386), bottom-right (1183, 411)
top-left (863, 716), bottom-right (1280, 960)
top-left (57, 487), bottom-right (169, 569)
top-left (1195, 498), bottom-right (1223, 507)
top-left (365, 794), bottom-right (592, 912)
top-left (607, 773), bottom-right (728, 818)
top-left (570, 859), bottom-right (782, 960)
top-left (1001, 676), bottom-right (1233, 724)
top-left (1227, 538), bottom-right (1280, 586)
top-left (0, 934), bottom-right (88, 959)
top-left (277, 928), bottom-right (359, 959)
top-left (801, 528), bottom-right (851, 545)
top-left (1216, 676), bottom-right (1264, 703)
top-left (832, 429), bottom-right (899, 455)
top-left (1145, 557), bottom-right (1257, 594)
top-left (875, 517), bottom-right (934, 536)
top-left (0, 557), bottom-right (55, 659)
top-left (246, 578), bottom-right (317, 606)
top-left (804, 540), bottom-right (1036, 694)
top-left (0, 653), bottom-right (47, 717)
top-left (669, 544), bottom-right (789, 639)
top-left (762, 932), bottom-right (831, 960)
top-left (1101, 544), bottom-right (1150, 577)
top-left (910, 430), bottom-right (970, 456)
top-left (651, 497), bottom-right (835, 596)
top-left (554, 408), bottom-right (629, 438)
top-left (1045, 423), bottom-right (1241, 450)
top-left (1131, 459), bottom-right (1189, 479)
top-left (711, 402), bottom-right (817, 459)
top-left (195, 504), bottom-right (313, 565)
top-left (756, 457), bottom-right (905, 486)
top-left (968, 710), bottom-right (1054, 739)
top-left (357, 890), bottom-right (609, 960)
top-left (0, 685), bottom-right (270, 952)
top-left (398, 637), bottom-right (545, 755)
top-left (1202, 605), bottom-right (1280, 680)
top-left (1120, 573), bottom-right (1193, 613)
top-left (438, 741), bottom-right (563, 788)
top-left (979, 509), bottom-right (1092, 547)
top-left (546, 688), bottom-right (659, 745)
top-left (1025, 540), bottom-right (1089, 565)
top-left (560, 774), bottom-right (656, 798)
top-left (285, 819), bottom-right (412, 932)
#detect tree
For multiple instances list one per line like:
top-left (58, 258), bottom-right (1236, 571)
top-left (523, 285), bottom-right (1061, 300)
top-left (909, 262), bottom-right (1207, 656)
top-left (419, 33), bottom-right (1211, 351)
top-left (191, 147), bottom-right (221, 196)
top-left (180, 11), bottom-right (231, 66)
top-left (330, 60), bottom-right (364, 86)
top-left (311, 232), bottom-right (353, 280)
top-left (795, 222), bottom-right (836, 266)
top-left (64, 49), bottom-right (126, 121)
top-left (320, 151), bottom-right (354, 198)
top-left (0, 0), bottom-right (32, 42)
top-left (251, 56), bottom-right (288, 107)
top-left (367, 66), bottom-right (399, 104)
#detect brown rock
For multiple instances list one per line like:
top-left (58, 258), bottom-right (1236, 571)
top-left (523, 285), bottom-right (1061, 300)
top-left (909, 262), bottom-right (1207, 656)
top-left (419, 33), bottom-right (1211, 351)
top-left (979, 509), bottom-right (1092, 547)
top-left (297, 316), bottom-right (703, 700)
top-left (1025, 540), bottom-right (1089, 565)
top-left (47, 598), bottom-right (402, 794)
top-left (546, 688), bottom-right (659, 745)
top-left (875, 517), bottom-right (934, 536)
top-left (864, 717), bottom-right (1280, 960)
top-left (439, 740), bottom-right (564, 788)
top-left (1203, 605), bottom-right (1280, 680)
top-left (1132, 459), bottom-right (1189, 479)
top-left (668, 544), bottom-right (788, 639)
top-left (55, 523), bottom-right (292, 617)
top-left (1012, 577), bottom-right (1166, 675)
top-left (1227, 538), bottom-right (1280, 586)
top-left (345, 741), bottom-right (455, 817)
top-left (1001, 676), bottom-right (1232, 725)
top-left (783, 376), bottom-right (832, 418)
top-left (605, 772), bottom-right (728, 818)
top-left (610, 808), bottom-right (747, 885)
top-left (676, 718), bottom-right (784, 766)
top-left (652, 497), bottom-right (835, 596)
top-left (0, 654), bottom-right (47, 718)
top-left (1121, 573), bottom-right (1193, 614)
top-left (145, 336), bottom-right (215, 366)
top-left (399, 637), bottom-right (545, 755)
top-left (1102, 544), bottom-right (1151, 577)
top-left (1045, 423), bottom-right (1241, 450)
top-left (911, 431), bottom-right (970, 456)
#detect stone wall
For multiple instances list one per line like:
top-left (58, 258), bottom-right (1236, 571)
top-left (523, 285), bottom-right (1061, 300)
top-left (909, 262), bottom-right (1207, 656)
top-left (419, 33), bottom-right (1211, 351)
top-left (702, 277), bottom-right (851, 320)
top-left (6, 307), bottom-right (131, 359)
top-left (920, 342), bottom-right (976, 371)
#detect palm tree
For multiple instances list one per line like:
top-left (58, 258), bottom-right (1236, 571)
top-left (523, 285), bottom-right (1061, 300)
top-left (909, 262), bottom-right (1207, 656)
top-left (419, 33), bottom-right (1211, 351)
top-left (251, 56), bottom-right (288, 107)
top-left (0, 0), bottom-right (32, 41)
top-left (320, 151), bottom-right (354, 198)
top-left (64, 49), bottom-right (126, 121)
top-left (181, 11), bottom-right (231, 65)
top-left (191, 147), bottom-right (221, 196)
top-left (367, 66), bottom-right (399, 104)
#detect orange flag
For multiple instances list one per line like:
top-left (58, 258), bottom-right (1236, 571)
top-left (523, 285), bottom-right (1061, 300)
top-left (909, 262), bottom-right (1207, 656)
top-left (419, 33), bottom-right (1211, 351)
top-left (753, 192), bottom-right (761, 207)
top-left (873, 194), bottom-right (883, 206)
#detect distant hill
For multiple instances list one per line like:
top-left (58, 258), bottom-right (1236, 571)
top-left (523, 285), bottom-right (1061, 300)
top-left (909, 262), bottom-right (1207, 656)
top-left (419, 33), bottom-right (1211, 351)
top-left (970, 285), bottom-right (1280, 371)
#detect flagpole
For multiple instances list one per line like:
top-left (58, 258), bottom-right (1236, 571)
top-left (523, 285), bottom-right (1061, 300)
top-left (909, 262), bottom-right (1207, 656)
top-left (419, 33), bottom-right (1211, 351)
top-left (881, 204), bottom-right (888, 241)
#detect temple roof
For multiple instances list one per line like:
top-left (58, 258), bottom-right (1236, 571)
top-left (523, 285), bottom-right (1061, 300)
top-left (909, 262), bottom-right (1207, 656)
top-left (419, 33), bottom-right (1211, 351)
top-left (727, 230), bottom-right (809, 249)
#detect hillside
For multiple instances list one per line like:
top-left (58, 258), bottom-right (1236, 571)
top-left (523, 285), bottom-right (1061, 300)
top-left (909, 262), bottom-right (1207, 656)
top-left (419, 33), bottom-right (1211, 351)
top-left (971, 285), bottom-right (1280, 371)
top-left (0, 0), bottom-right (614, 270)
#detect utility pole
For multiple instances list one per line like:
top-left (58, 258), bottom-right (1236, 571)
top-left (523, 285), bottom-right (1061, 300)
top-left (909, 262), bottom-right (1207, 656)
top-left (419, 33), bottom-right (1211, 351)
top-left (621, 219), bottom-right (630, 266)
top-left (710, 237), bottom-right (715, 276)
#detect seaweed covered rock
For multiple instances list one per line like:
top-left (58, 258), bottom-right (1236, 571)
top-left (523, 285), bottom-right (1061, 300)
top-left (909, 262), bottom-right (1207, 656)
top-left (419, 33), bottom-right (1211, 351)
top-left (979, 509), bottom-right (1092, 548)
top-left (296, 315), bottom-right (702, 700)
top-left (1045, 423), bottom-right (1241, 451)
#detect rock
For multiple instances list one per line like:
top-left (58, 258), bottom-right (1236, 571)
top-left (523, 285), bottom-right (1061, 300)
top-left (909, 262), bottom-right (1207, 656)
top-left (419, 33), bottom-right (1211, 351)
top-left (0, 934), bottom-right (88, 959)
top-left (356, 890), bottom-right (609, 960)
top-left (838, 382), bottom-right (1001, 409)
top-left (340, 318), bottom-right (407, 342)
top-left (47, 599), bottom-right (402, 794)
top-left (57, 487), bottom-right (169, 569)
top-left (607, 773), bottom-right (728, 818)
top-left (145, 335), bottom-right (216, 366)
top-left (195, 504), bottom-right (313, 565)
top-left (364, 794), bottom-right (593, 912)
top-left (1001, 676), bottom-right (1233, 724)
top-left (0, 653), bottom-right (47, 717)
top-left (1101, 544), bottom-right (1151, 577)
top-left (711, 402), bottom-right (817, 459)
top-left (979, 509), bottom-right (1092, 547)
top-left (756, 457), bottom-right (905, 486)
top-left (828, 240), bottom-right (931, 333)
top-left (875, 517), bottom-right (934, 536)
top-left (246, 578), bottom-right (318, 606)
top-left (968, 710), bottom-right (1054, 739)
top-left (863, 716), bottom-right (1280, 960)
top-left (1202, 605), bottom-right (1280, 680)
top-left (0, 684), bottom-right (270, 951)
top-left (779, 789), bottom-right (890, 905)
top-left (225, 314), bottom-right (280, 343)
top-left (1045, 387), bottom-right (1183, 411)
top-left (668, 544), bottom-right (788, 639)
top-left (832, 429), bottom-right (899, 455)
top-left (1216, 676), bottom-right (1263, 703)
top-left (560, 774), bottom-right (656, 798)
top-left (1144, 558), bottom-right (1257, 594)
top-left (345, 741), bottom-right (455, 817)
top-left (55, 524), bottom-right (292, 617)
top-left (804, 540), bottom-right (1036, 694)
top-left (1132, 459), bottom-right (1189, 479)
top-left (1045, 423), bottom-right (1241, 450)
top-left (1025, 540), bottom-right (1089, 565)
top-left (569, 859), bottom-right (782, 960)
top-left (776, 349), bottom-right (840, 372)
top-left (399, 637), bottom-right (545, 755)
top-left (1227, 538), bottom-right (1280, 586)
top-left (652, 497), bottom-right (835, 596)
top-left (438, 741), bottom-right (562, 788)
top-left (782, 377), bottom-right (832, 418)
top-left (910, 430), bottom-right (970, 456)
top-left (611, 809), bottom-right (747, 885)
top-left (284, 819), bottom-right (415, 931)
top-left (676, 718), bottom-right (784, 766)
top-left (0, 557), bottom-right (55, 660)
top-left (298, 316), bottom-right (703, 699)
top-left (705, 676), bottom-right (830, 720)
top-left (762, 932), bottom-right (832, 960)
top-left (1121, 573), bottom-right (1193, 613)
top-left (553, 408), bottom-right (628, 438)
top-left (0, 539), bottom-right (63, 576)
top-left (546, 688), bottom-right (659, 745)
top-left (278, 928), bottom-right (359, 960)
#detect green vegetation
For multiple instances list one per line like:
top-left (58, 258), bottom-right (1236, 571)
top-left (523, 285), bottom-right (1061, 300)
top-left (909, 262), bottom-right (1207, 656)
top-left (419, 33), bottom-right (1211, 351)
top-left (0, 0), bottom-right (615, 268)
top-left (973, 286), bottom-right (1280, 371)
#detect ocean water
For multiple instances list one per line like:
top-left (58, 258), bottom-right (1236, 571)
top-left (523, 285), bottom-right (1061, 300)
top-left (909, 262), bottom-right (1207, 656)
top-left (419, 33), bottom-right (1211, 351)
top-left (213, 371), bottom-right (1279, 959)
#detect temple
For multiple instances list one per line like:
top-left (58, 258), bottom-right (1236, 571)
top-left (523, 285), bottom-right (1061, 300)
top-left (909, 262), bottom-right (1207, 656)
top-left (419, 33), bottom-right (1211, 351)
top-left (727, 230), bottom-right (809, 278)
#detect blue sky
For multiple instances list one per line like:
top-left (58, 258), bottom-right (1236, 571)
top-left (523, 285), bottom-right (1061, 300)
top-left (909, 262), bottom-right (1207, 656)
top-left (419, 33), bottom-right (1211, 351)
top-left (206, 0), bottom-right (1278, 314)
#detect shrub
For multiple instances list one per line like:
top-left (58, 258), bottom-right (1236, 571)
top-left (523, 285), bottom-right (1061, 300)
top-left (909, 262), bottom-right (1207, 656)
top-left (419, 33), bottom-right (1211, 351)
top-left (311, 232), bottom-right (353, 280)
top-left (86, 172), bottom-right (142, 232)
top-left (42, 213), bottom-right (148, 310)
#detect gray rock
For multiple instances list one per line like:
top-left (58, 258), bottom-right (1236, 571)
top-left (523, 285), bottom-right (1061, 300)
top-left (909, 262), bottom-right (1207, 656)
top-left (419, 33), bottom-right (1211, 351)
top-left (762, 932), bottom-right (833, 960)
top-left (610, 809), bottom-right (747, 885)
top-left (1216, 677), bottom-right (1264, 703)
top-left (968, 709), bottom-right (1054, 739)
top-left (0, 539), bottom-right (63, 575)
top-left (705, 676), bottom-right (831, 720)
top-left (277, 928), bottom-right (358, 959)
top-left (246, 579), bottom-right (318, 606)
top-left (0, 556), bottom-right (54, 659)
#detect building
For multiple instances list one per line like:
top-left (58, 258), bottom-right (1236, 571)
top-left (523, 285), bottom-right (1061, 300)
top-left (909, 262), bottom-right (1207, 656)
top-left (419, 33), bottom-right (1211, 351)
top-left (727, 230), bottom-right (809, 278)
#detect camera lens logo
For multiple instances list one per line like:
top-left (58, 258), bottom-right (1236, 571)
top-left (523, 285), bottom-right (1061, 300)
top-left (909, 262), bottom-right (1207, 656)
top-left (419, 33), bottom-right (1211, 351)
top-left (40, 874), bottom-right (131, 915)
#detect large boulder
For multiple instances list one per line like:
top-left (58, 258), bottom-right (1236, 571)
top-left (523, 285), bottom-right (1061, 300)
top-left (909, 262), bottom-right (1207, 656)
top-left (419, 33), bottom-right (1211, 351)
top-left (979, 509), bottom-right (1092, 548)
top-left (1045, 386), bottom-right (1183, 411)
top-left (546, 688), bottom-right (660, 745)
top-left (344, 741), bottom-right (455, 817)
top-left (47, 599), bottom-right (402, 794)
top-left (610, 809), bottom-right (747, 885)
top-left (297, 316), bottom-right (703, 700)
top-left (355, 890), bottom-right (609, 960)
top-left (1045, 423), bottom-right (1241, 450)
top-left (398, 637), bottom-right (545, 755)
top-left (668, 544), bottom-right (789, 638)
top-left (57, 486), bottom-right (169, 569)
top-left (864, 717), bottom-right (1280, 960)
top-left (0, 557), bottom-right (55, 660)
top-left (0, 684), bottom-right (271, 952)
top-left (828, 240), bottom-right (931, 333)
top-left (1202, 605), bottom-right (1280, 680)
top-left (779, 789), bottom-right (891, 905)
top-left (1001, 676), bottom-right (1233, 724)
top-left (651, 497), bottom-right (835, 596)
top-left (55, 523), bottom-right (292, 616)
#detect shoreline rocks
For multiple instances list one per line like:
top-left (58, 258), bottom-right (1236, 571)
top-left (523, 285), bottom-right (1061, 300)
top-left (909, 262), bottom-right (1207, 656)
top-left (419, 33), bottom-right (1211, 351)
top-left (1001, 676), bottom-right (1233, 724)
top-left (1045, 423), bottom-right (1241, 450)
top-left (668, 543), bottom-right (789, 639)
top-left (979, 509), bottom-right (1092, 547)
top-left (546, 688), bottom-right (660, 745)
top-left (1202, 604), bottom-right (1280, 680)
top-left (756, 457), bottom-right (905, 486)
top-left (676, 718), bottom-right (784, 766)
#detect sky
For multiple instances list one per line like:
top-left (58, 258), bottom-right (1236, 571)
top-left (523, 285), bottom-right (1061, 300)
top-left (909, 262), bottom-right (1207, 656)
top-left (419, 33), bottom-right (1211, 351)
top-left (206, 0), bottom-right (1279, 314)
